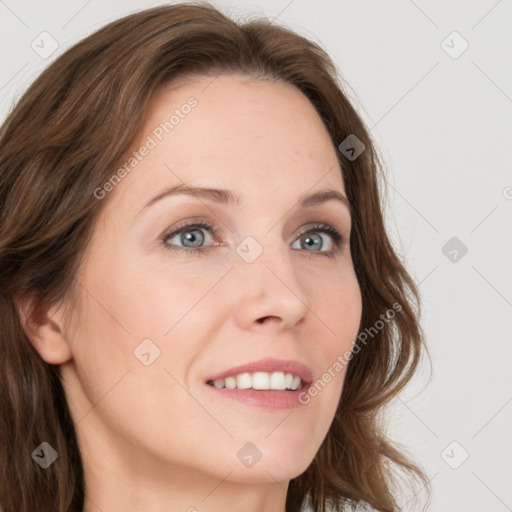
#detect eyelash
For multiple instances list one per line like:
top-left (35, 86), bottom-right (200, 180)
top-left (160, 220), bottom-right (345, 259)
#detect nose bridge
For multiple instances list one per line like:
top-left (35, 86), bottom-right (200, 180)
top-left (231, 229), bottom-right (309, 327)
top-left (235, 227), bottom-right (294, 282)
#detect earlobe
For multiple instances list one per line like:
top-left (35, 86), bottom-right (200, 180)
top-left (15, 295), bottom-right (73, 365)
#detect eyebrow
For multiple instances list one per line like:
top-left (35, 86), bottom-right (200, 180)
top-left (138, 183), bottom-right (351, 216)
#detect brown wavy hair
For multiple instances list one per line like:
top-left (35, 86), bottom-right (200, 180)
top-left (0, 2), bottom-right (432, 511)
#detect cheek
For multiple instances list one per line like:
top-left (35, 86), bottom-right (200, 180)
top-left (317, 265), bottom-right (362, 355)
top-left (64, 267), bottom-right (220, 464)
top-left (301, 267), bottom-right (362, 414)
top-left (115, 253), bottom-right (230, 337)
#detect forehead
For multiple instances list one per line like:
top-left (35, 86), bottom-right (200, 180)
top-left (104, 73), bottom-right (346, 216)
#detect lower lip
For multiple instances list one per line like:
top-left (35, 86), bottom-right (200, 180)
top-left (206, 384), bottom-right (308, 410)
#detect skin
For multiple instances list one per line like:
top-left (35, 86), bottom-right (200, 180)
top-left (30, 74), bottom-right (362, 512)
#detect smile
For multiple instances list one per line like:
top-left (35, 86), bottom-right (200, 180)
top-left (207, 371), bottom-right (302, 391)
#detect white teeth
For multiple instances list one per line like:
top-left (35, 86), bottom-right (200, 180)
top-left (225, 376), bottom-right (237, 389)
top-left (290, 375), bottom-right (301, 390)
top-left (208, 371), bottom-right (302, 390)
top-left (270, 371), bottom-right (286, 390)
top-left (252, 372), bottom-right (270, 390)
top-left (237, 373), bottom-right (252, 390)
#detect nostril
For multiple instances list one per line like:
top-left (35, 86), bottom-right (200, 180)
top-left (257, 316), bottom-right (270, 324)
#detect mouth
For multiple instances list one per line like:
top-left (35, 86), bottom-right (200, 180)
top-left (206, 371), bottom-right (303, 391)
top-left (204, 358), bottom-right (313, 410)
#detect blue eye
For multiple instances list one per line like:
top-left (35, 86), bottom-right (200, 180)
top-left (291, 225), bottom-right (343, 256)
top-left (161, 221), bottom-right (218, 256)
top-left (161, 221), bottom-right (345, 258)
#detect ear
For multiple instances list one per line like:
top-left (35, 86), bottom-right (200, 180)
top-left (16, 294), bottom-right (73, 365)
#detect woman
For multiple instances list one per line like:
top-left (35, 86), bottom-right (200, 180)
top-left (0, 3), bottom-right (431, 511)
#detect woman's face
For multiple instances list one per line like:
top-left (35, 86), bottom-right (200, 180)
top-left (59, 74), bottom-right (362, 489)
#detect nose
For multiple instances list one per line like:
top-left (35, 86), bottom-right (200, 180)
top-left (231, 236), bottom-right (310, 332)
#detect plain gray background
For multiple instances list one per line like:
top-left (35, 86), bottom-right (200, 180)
top-left (1, 1), bottom-right (511, 511)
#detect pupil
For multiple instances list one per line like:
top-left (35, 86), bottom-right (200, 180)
top-left (182, 229), bottom-right (204, 247)
top-left (304, 233), bottom-right (322, 251)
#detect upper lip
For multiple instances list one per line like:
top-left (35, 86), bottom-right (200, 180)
top-left (205, 357), bottom-right (313, 385)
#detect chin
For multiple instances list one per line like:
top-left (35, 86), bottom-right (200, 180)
top-left (223, 437), bottom-right (317, 484)
top-left (227, 460), bottom-right (312, 485)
